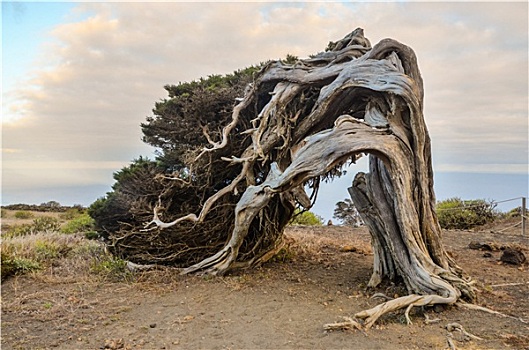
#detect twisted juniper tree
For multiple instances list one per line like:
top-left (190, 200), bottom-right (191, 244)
top-left (96, 28), bottom-right (476, 328)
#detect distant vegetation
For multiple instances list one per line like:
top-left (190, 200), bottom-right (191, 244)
top-left (435, 197), bottom-right (498, 230)
top-left (289, 209), bottom-right (323, 226)
top-left (333, 198), bottom-right (363, 227)
top-left (2, 201), bottom-right (85, 213)
top-left (14, 211), bottom-right (35, 219)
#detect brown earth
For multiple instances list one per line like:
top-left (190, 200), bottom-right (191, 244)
top-left (2, 221), bottom-right (529, 350)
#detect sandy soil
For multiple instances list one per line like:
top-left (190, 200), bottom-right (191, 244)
top-left (2, 223), bottom-right (528, 350)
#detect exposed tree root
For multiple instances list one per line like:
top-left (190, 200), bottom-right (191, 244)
top-left (324, 285), bottom-right (458, 331)
top-left (446, 334), bottom-right (457, 350)
top-left (181, 245), bottom-right (234, 276)
top-left (444, 322), bottom-right (483, 350)
top-left (456, 302), bottom-right (528, 324)
top-left (356, 291), bottom-right (457, 329)
top-left (445, 322), bottom-right (483, 341)
top-left (323, 316), bottom-right (365, 334)
top-left (424, 314), bottom-right (441, 324)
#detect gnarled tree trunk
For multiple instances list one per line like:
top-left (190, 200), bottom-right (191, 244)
top-left (147, 28), bottom-right (476, 328)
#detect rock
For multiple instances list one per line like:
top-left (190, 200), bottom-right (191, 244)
top-left (482, 252), bottom-right (492, 258)
top-left (468, 241), bottom-right (496, 251)
top-left (149, 323), bottom-right (157, 328)
top-left (468, 241), bottom-right (483, 250)
top-left (480, 243), bottom-right (495, 251)
top-left (500, 248), bottom-right (526, 265)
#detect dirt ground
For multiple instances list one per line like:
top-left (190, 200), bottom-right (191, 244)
top-left (2, 222), bottom-right (528, 350)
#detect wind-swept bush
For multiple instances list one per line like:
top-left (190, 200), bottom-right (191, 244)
top-left (436, 197), bottom-right (498, 230)
top-left (14, 211), bottom-right (34, 219)
top-left (5, 216), bottom-right (61, 238)
top-left (289, 209), bottom-right (323, 226)
top-left (61, 213), bottom-right (95, 234)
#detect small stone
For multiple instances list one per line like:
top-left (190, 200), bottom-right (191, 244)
top-left (149, 323), bottom-right (157, 328)
top-left (468, 241), bottom-right (482, 250)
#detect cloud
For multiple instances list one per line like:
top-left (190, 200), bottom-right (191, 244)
top-left (2, 2), bottom-right (527, 204)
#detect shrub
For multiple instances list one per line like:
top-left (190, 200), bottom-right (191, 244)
top-left (61, 213), bottom-right (95, 234)
top-left (4, 216), bottom-right (61, 238)
top-left (289, 209), bottom-right (323, 226)
top-left (1, 232), bottom-right (79, 262)
top-left (1, 252), bottom-right (41, 280)
top-left (436, 197), bottom-right (498, 230)
top-left (84, 231), bottom-right (100, 240)
top-left (506, 206), bottom-right (528, 218)
top-left (0, 232), bottom-right (92, 280)
top-left (0, 229), bottom-right (123, 281)
top-left (34, 240), bottom-right (62, 260)
top-left (6, 224), bottom-right (33, 238)
top-left (91, 254), bottom-right (131, 281)
top-left (14, 211), bottom-right (34, 219)
top-left (59, 208), bottom-right (83, 220)
top-left (32, 216), bottom-right (61, 233)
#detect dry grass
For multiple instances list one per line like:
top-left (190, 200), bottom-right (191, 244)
top-left (283, 225), bottom-right (372, 260)
top-left (1, 223), bottom-right (374, 287)
top-left (1, 210), bottom-right (65, 230)
top-left (1, 231), bottom-right (96, 263)
top-left (0, 230), bottom-right (125, 283)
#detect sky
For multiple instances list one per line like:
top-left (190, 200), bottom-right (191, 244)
top-left (2, 1), bottom-right (528, 221)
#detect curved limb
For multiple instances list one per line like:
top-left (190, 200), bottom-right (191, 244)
top-left (182, 117), bottom-right (402, 275)
top-left (182, 166), bottom-right (282, 275)
top-left (144, 162), bottom-right (251, 230)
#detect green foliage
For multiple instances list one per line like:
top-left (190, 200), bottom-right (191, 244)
top-left (94, 63), bottom-right (301, 266)
top-left (0, 231), bottom-right (99, 280)
top-left (91, 255), bottom-right (131, 281)
top-left (436, 197), bottom-right (498, 230)
top-left (61, 213), bottom-right (95, 234)
top-left (14, 211), bottom-right (34, 219)
top-left (5, 216), bottom-right (61, 238)
top-left (88, 157), bottom-right (162, 237)
top-left (2, 203), bottom-right (81, 213)
top-left (40, 200), bottom-right (61, 208)
top-left (34, 240), bottom-right (62, 260)
top-left (289, 209), bottom-right (323, 226)
top-left (333, 198), bottom-right (363, 226)
top-left (5, 224), bottom-right (33, 238)
top-left (91, 66), bottom-right (261, 241)
top-left (143, 67), bottom-right (260, 169)
top-left (84, 231), bottom-right (100, 240)
top-left (32, 216), bottom-right (61, 232)
top-left (1, 252), bottom-right (41, 279)
top-left (59, 208), bottom-right (84, 220)
top-left (283, 54), bottom-right (299, 64)
top-left (506, 206), bottom-right (528, 218)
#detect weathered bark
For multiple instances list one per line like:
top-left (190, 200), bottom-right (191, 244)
top-left (147, 28), bottom-right (476, 327)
